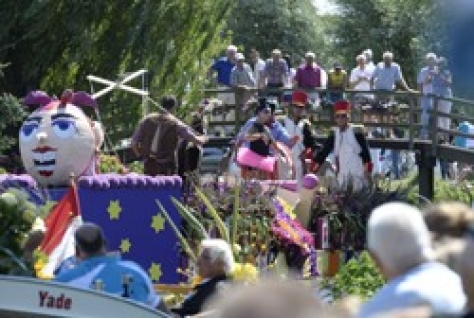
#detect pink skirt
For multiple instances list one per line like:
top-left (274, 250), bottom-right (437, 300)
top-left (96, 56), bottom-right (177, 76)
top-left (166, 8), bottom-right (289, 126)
top-left (236, 147), bottom-right (276, 173)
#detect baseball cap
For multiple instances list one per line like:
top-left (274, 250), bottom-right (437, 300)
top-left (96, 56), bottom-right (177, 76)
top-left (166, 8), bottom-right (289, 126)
top-left (227, 45), bottom-right (237, 52)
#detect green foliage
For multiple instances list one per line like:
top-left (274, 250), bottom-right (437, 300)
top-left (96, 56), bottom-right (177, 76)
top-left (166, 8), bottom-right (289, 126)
top-left (312, 178), bottom-right (416, 250)
top-left (0, 189), bottom-right (39, 275)
top-left (0, 93), bottom-right (26, 154)
top-left (433, 180), bottom-right (474, 205)
top-left (321, 251), bottom-right (385, 301)
top-left (98, 154), bottom-right (128, 174)
top-left (0, 0), bottom-right (232, 144)
top-left (226, 0), bottom-right (329, 64)
top-left (330, 0), bottom-right (445, 86)
top-left (128, 161), bottom-right (144, 174)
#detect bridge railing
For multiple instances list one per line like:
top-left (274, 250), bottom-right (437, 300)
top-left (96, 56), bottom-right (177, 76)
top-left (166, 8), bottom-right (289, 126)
top-left (202, 87), bottom-right (474, 155)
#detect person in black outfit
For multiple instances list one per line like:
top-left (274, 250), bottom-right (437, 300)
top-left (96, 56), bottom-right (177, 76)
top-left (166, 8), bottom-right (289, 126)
top-left (171, 239), bottom-right (233, 317)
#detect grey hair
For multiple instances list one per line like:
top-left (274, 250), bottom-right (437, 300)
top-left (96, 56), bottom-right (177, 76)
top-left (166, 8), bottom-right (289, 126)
top-left (368, 202), bottom-right (434, 275)
top-left (426, 52), bottom-right (437, 60)
top-left (201, 239), bottom-right (235, 274)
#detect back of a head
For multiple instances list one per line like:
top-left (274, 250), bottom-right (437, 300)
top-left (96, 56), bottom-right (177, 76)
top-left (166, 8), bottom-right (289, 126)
top-left (368, 202), bottom-right (434, 274)
top-left (161, 95), bottom-right (178, 111)
top-left (75, 223), bottom-right (106, 256)
top-left (205, 279), bottom-right (336, 318)
top-left (453, 237), bottom-right (474, 307)
top-left (201, 238), bottom-right (235, 274)
top-left (424, 202), bottom-right (474, 239)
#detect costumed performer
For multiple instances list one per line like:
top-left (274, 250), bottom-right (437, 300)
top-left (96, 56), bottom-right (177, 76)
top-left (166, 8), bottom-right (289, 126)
top-left (235, 98), bottom-right (298, 180)
top-left (280, 91), bottom-right (317, 187)
top-left (313, 100), bottom-right (372, 190)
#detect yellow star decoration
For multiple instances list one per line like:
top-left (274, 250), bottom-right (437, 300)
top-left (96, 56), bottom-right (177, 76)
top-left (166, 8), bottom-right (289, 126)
top-left (120, 238), bottom-right (132, 254)
top-left (151, 213), bottom-right (166, 233)
top-left (107, 200), bottom-right (122, 220)
top-left (148, 263), bottom-right (163, 281)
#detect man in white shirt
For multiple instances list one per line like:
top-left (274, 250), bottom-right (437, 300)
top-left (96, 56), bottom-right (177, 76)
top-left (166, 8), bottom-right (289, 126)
top-left (417, 52), bottom-right (438, 139)
top-left (359, 202), bottom-right (466, 317)
top-left (363, 49), bottom-right (376, 74)
top-left (350, 54), bottom-right (373, 100)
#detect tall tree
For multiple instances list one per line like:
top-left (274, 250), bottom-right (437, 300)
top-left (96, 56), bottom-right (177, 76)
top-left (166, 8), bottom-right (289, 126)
top-left (329, 0), bottom-right (444, 87)
top-left (226, 0), bottom-right (328, 65)
top-left (0, 0), bottom-right (232, 144)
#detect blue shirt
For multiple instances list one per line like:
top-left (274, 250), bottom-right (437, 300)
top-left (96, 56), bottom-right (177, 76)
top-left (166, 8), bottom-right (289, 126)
top-left (372, 62), bottom-right (403, 91)
top-left (211, 57), bottom-right (235, 86)
top-left (358, 262), bottom-right (466, 317)
top-left (55, 255), bottom-right (160, 308)
top-left (454, 121), bottom-right (471, 148)
top-left (237, 117), bottom-right (291, 151)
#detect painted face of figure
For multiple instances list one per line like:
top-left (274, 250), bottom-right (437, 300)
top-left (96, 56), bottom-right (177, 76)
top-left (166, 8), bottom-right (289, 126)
top-left (19, 101), bottom-right (98, 187)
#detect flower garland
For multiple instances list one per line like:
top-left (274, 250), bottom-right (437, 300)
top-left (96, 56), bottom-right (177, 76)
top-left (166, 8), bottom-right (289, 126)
top-left (271, 197), bottom-right (317, 277)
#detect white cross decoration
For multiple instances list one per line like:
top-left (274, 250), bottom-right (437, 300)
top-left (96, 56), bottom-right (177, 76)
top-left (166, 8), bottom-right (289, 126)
top-left (87, 69), bottom-right (149, 100)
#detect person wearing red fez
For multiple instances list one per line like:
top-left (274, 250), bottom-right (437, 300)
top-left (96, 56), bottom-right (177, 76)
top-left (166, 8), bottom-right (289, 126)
top-left (280, 90), bottom-right (316, 186)
top-left (313, 100), bottom-right (372, 189)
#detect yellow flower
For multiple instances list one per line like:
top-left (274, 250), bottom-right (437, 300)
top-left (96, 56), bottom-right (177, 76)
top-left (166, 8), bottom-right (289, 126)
top-left (191, 275), bottom-right (203, 287)
top-left (231, 262), bottom-right (259, 283)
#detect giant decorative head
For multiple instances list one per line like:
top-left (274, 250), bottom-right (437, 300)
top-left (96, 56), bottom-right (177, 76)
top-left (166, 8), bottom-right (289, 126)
top-left (19, 90), bottom-right (104, 187)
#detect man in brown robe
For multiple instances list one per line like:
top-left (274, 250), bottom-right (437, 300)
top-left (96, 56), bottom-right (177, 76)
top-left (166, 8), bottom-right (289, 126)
top-left (131, 95), bottom-right (208, 176)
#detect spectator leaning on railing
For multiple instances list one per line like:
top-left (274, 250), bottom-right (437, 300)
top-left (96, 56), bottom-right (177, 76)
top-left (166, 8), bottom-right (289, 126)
top-left (417, 52), bottom-right (438, 139)
top-left (209, 45), bottom-right (237, 106)
top-left (260, 49), bottom-right (289, 100)
top-left (230, 52), bottom-right (255, 110)
top-left (294, 51), bottom-right (322, 106)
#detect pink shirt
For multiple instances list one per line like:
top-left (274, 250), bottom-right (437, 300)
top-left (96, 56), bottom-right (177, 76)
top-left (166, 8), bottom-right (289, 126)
top-left (295, 64), bottom-right (322, 88)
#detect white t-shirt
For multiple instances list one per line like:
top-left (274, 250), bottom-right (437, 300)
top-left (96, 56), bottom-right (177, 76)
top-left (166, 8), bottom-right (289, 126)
top-left (350, 66), bottom-right (373, 91)
top-left (253, 59), bottom-right (266, 87)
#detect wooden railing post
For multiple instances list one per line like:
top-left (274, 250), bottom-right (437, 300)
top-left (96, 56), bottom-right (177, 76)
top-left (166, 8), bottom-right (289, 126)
top-left (431, 95), bottom-right (439, 156)
top-left (234, 88), bottom-right (242, 135)
top-left (408, 94), bottom-right (415, 150)
top-left (417, 145), bottom-right (435, 202)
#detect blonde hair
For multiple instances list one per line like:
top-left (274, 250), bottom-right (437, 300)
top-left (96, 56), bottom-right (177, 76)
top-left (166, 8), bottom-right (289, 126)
top-left (436, 237), bottom-right (474, 309)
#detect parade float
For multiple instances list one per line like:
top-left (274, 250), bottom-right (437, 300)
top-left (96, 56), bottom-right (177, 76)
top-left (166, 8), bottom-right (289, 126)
top-left (0, 88), bottom-right (421, 315)
top-left (0, 89), bottom-right (319, 315)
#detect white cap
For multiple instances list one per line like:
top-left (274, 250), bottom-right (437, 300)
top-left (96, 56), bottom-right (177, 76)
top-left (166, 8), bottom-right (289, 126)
top-left (227, 45), bottom-right (237, 52)
top-left (305, 51), bottom-right (315, 58)
top-left (364, 49), bottom-right (373, 57)
top-left (356, 54), bottom-right (366, 62)
top-left (383, 51), bottom-right (394, 59)
top-left (272, 49), bottom-right (282, 55)
top-left (426, 52), bottom-right (437, 60)
top-left (236, 53), bottom-right (245, 60)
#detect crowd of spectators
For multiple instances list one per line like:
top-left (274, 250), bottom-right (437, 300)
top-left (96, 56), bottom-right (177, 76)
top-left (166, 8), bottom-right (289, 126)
top-left (50, 200), bottom-right (474, 317)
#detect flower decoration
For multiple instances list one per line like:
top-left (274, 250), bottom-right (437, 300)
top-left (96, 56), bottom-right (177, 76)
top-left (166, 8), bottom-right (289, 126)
top-left (232, 262), bottom-right (259, 283)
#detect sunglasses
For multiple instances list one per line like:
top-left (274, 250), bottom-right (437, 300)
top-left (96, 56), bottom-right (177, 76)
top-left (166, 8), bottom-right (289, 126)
top-left (335, 114), bottom-right (348, 119)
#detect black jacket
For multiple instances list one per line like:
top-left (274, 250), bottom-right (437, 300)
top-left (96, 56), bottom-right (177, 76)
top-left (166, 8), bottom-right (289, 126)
top-left (171, 274), bottom-right (229, 317)
top-left (314, 125), bottom-right (371, 166)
